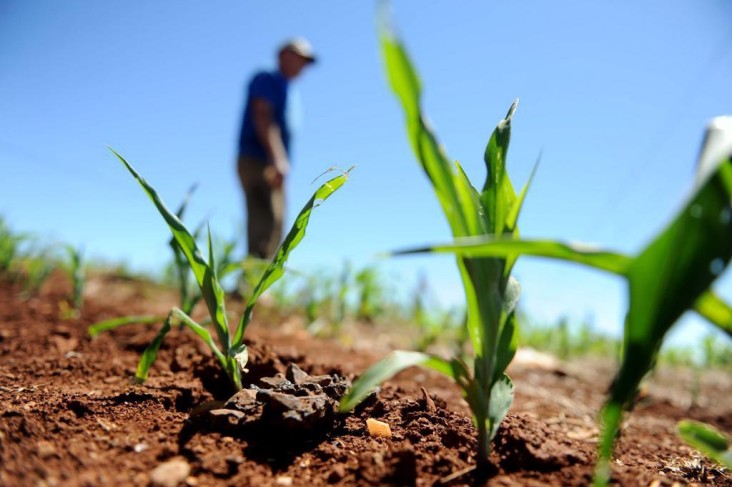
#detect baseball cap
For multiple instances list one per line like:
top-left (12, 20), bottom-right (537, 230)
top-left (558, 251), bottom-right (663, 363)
top-left (279, 37), bottom-right (317, 64)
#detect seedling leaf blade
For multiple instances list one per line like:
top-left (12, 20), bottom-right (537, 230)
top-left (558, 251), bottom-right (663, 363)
top-left (394, 237), bottom-right (632, 275)
top-left (487, 374), bottom-right (514, 441)
top-left (596, 154), bottom-right (732, 484)
top-left (379, 22), bottom-right (466, 234)
top-left (88, 315), bottom-right (162, 337)
top-left (693, 291), bottom-right (732, 338)
top-left (112, 149), bottom-right (231, 351)
top-left (678, 420), bottom-right (732, 468)
top-left (233, 170), bottom-right (351, 345)
top-left (339, 351), bottom-right (457, 413)
top-left (134, 308), bottom-right (227, 383)
top-left (482, 99), bottom-right (519, 237)
top-left (134, 316), bottom-right (173, 383)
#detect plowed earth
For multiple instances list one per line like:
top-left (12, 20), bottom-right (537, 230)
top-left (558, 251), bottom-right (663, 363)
top-left (1, 273), bottom-right (730, 486)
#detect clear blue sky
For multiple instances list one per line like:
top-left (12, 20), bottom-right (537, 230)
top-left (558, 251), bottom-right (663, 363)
top-left (2, 1), bottom-right (732, 349)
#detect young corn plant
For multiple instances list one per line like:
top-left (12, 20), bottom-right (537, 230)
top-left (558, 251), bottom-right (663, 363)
top-left (340, 22), bottom-right (534, 469)
top-left (392, 117), bottom-right (732, 485)
top-left (64, 244), bottom-right (85, 314)
top-left (105, 150), bottom-right (350, 391)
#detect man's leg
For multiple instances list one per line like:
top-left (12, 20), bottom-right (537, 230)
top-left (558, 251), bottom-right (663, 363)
top-left (267, 183), bottom-right (285, 258)
top-left (238, 156), bottom-right (276, 259)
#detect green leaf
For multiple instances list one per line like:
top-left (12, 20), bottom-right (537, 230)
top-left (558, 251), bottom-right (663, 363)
top-left (605, 156), bottom-right (732, 421)
top-left (339, 350), bottom-right (457, 413)
top-left (596, 155), bottom-right (732, 484)
top-left (493, 305), bottom-right (518, 385)
top-left (395, 237), bottom-right (633, 275)
top-left (487, 374), bottom-right (514, 441)
top-left (134, 316), bottom-right (173, 383)
top-left (112, 149), bottom-right (231, 352)
top-left (135, 308), bottom-right (228, 384)
top-left (88, 315), bottom-right (162, 337)
top-left (233, 170), bottom-right (351, 346)
top-left (379, 23), bottom-right (467, 235)
top-left (693, 291), bottom-right (732, 339)
top-left (482, 100), bottom-right (519, 236)
top-left (678, 420), bottom-right (732, 468)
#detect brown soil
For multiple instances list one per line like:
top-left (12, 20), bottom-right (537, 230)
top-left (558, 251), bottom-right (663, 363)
top-left (1, 273), bottom-right (730, 486)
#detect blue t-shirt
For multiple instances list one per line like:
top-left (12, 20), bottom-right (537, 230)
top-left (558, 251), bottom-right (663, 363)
top-left (238, 70), bottom-right (290, 161)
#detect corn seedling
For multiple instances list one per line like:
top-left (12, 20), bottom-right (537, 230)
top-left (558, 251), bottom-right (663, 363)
top-left (0, 217), bottom-right (54, 294)
top-left (106, 150), bottom-right (350, 391)
top-left (0, 216), bottom-right (26, 276)
top-left (392, 117), bottom-right (732, 484)
top-left (354, 265), bottom-right (386, 322)
top-left (64, 244), bottom-right (85, 313)
top-left (678, 420), bottom-right (732, 468)
top-left (340, 19), bottom-right (534, 470)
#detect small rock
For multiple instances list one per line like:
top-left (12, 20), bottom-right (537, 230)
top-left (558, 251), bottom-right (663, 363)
top-left (259, 375), bottom-right (293, 390)
top-left (275, 475), bottom-right (293, 486)
top-left (420, 387), bottom-right (436, 413)
top-left (327, 464), bottom-right (346, 483)
top-left (36, 440), bottom-right (57, 459)
top-left (208, 409), bottom-right (247, 429)
top-left (285, 363), bottom-right (309, 385)
top-left (150, 458), bottom-right (191, 487)
top-left (223, 388), bottom-right (258, 410)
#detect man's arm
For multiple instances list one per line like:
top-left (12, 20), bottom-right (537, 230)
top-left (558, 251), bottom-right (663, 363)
top-left (252, 98), bottom-right (289, 188)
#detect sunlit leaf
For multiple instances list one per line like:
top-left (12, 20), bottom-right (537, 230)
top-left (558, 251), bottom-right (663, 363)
top-left (339, 350), bottom-right (456, 413)
top-left (233, 170), bottom-right (351, 346)
top-left (88, 315), bottom-right (162, 337)
top-left (394, 237), bottom-right (632, 275)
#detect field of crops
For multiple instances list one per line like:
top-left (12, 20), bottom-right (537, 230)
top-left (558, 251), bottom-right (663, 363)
top-left (3, 7), bottom-right (732, 486)
top-left (0, 265), bottom-right (730, 486)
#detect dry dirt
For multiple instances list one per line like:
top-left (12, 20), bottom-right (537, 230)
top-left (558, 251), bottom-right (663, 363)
top-left (1, 273), bottom-right (730, 486)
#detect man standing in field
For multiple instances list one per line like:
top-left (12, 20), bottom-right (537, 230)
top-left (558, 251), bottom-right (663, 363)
top-left (237, 38), bottom-right (316, 259)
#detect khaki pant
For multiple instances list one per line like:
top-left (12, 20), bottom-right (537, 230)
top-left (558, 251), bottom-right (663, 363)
top-left (237, 156), bottom-right (284, 259)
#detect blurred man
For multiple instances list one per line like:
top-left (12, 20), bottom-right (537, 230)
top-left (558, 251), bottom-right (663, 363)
top-left (237, 38), bottom-right (316, 258)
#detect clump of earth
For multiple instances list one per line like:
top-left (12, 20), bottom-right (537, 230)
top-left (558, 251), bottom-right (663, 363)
top-left (206, 363), bottom-right (351, 435)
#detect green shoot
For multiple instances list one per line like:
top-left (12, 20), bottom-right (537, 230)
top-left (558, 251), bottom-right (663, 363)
top-left (64, 244), bottom-right (85, 313)
top-left (678, 420), bottom-right (732, 468)
top-left (109, 149), bottom-right (350, 392)
top-left (355, 265), bottom-right (385, 322)
top-left (391, 118), bottom-right (732, 484)
top-left (340, 16), bottom-right (533, 469)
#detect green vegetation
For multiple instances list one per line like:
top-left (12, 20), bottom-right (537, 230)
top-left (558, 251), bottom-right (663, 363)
top-left (104, 150), bottom-right (350, 391)
top-left (64, 244), bottom-right (85, 314)
top-left (519, 315), bottom-right (619, 361)
top-left (0, 216), bottom-right (55, 296)
top-left (340, 20), bottom-right (535, 469)
top-left (335, 8), bottom-right (732, 484)
top-left (678, 420), bottom-right (732, 468)
top-left (393, 123), bottom-right (732, 484)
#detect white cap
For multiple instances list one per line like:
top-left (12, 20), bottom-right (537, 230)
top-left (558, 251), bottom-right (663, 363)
top-left (278, 37), bottom-right (317, 64)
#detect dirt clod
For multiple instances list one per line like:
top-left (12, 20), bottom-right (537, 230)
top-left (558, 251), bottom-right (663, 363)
top-left (150, 457), bottom-right (191, 487)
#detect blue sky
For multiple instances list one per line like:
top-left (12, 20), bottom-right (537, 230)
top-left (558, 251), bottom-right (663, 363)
top-left (2, 1), bottom-right (732, 349)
